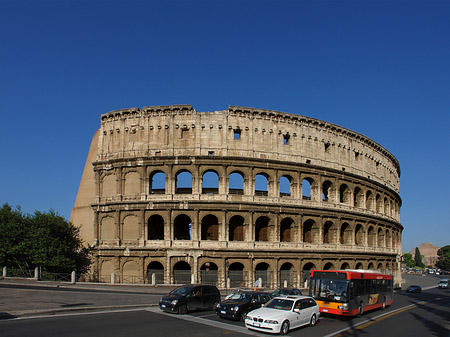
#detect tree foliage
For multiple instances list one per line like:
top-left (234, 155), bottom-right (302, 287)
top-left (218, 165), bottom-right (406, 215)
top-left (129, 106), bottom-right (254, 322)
top-left (436, 245), bottom-right (450, 271)
top-left (0, 204), bottom-right (91, 275)
top-left (414, 247), bottom-right (425, 268)
top-left (403, 253), bottom-right (415, 268)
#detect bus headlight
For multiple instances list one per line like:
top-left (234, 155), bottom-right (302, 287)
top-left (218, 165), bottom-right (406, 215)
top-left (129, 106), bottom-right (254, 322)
top-left (338, 303), bottom-right (348, 310)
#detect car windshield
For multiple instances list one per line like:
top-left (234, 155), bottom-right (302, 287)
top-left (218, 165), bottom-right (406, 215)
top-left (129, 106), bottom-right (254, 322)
top-left (228, 292), bottom-right (252, 301)
top-left (311, 279), bottom-right (349, 302)
top-left (170, 286), bottom-right (192, 296)
top-left (264, 298), bottom-right (293, 311)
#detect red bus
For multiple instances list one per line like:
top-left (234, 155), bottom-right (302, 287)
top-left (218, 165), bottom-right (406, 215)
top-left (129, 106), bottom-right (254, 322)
top-left (309, 270), bottom-right (393, 316)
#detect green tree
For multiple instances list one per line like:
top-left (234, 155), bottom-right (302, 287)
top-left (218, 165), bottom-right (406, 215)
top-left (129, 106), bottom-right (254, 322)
top-left (436, 245), bottom-right (450, 271)
top-left (403, 253), bottom-right (415, 268)
top-left (0, 203), bottom-right (91, 275)
top-left (414, 247), bottom-right (425, 268)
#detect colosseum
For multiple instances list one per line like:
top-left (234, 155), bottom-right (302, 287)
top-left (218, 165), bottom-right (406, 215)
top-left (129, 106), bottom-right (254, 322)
top-left (70, 105), bottom-right (403, 288)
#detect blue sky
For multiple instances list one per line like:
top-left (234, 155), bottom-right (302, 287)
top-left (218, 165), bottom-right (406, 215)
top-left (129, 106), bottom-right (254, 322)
top-left (1, 0), bottom-right (449, 253)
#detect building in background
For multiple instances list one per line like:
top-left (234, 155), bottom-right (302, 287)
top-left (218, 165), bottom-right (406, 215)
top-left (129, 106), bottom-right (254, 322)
top-left (71, 105), bottom-right (403, 287)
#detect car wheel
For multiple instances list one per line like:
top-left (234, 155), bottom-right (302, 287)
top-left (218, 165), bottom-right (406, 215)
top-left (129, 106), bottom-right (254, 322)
top-left (178, 304), bottom-right (188, 315)
top-left (211, 301), bottom-right (219, 310)
top-left (357, 303), bottom-right (363, 317)
top-left (310, 314), bottom-right (317, 327)
top-left (240, 311), bottom-right (248, 322)
top-left (280, 320), bottom-right (289, 335)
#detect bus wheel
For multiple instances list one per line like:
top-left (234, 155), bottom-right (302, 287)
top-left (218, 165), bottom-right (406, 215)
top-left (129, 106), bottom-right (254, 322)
top-left (357, 303), bottom-right (363, 317)
top-left (382, 298), bottom-right (386, 310)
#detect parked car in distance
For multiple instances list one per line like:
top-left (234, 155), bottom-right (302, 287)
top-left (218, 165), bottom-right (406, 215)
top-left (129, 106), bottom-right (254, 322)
top-left (438, 279), bottom-right (449, 289)
top-left (216, 291), bottom-right (272, 321)
top-left (245, 296), bottom-right (320, 335)
top-left (406, 285), bottom-right (422, 293)
top-left (159, 284), bottom-right (221, 314)
top-left (271, 288), bottom-right (303, 297)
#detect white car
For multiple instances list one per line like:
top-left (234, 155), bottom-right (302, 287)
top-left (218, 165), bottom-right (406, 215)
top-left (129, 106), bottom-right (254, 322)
top-left (245, 296), bottom-right (320, 335)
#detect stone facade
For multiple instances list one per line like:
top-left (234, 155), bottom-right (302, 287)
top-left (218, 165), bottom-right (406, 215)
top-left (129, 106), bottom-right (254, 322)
top-left (70, 105), bottom-right (403, 287)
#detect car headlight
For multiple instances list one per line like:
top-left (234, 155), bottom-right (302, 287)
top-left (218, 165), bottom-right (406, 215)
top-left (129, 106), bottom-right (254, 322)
top-left (171, 300), bottom-right (178, 305)
top-left (264, 319), bottom-right (279, 324)
top-left (216, 303), bottom-right (221, 308)
top-left (232, 306), bottom-right (239, 312)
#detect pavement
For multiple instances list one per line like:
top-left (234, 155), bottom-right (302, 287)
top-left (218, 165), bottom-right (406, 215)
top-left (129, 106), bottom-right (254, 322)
top-left (0, 273), bottom-right (442, 320)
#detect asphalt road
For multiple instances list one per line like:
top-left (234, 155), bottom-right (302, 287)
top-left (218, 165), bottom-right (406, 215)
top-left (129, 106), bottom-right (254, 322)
top-left (0, 274), bottom-right (449, 337)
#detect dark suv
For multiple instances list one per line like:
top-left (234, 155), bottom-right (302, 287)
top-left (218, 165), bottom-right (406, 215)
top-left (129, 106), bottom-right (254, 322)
top-left (159, 284), bottom-right (221, 314)
top-left (216, 291), bottom-right (272, 321)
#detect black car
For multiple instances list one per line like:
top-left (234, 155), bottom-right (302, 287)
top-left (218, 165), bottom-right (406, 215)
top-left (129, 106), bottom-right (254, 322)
top-left (216, 291), bottom-right (272, 321)
top-left (271, 287), bottom-right (303, 297)
top-left (406, 285), bottom-right (422, 293)
top-left (159, 284), bottom-right (221, 314)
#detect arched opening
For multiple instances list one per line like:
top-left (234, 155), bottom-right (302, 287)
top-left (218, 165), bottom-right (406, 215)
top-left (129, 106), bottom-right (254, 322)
top-left (280, 263), bottom-right (294, 287)
top-left (377, 263), bottom-right (383, 272)
top-left (150, 171), bottom-right (166, 194)
top-left (173, 261), bottom-right (191, 284)
top-left (368, 262), bottom-right (375, 270)
top-left (367, 226), bottom-right (376, 247)
top-left (384, 197), bottom-right (390, 215)
top-left (229, 215), bottom-right (245, 241)
top-left (341, 262), bottom-right (350, 270)
top-left (147, 261), bottom-right (164, 284)
top-left (175, 170), bottom-right (192, 194)
top-left (255, 173), bottom-right (269, 196)
top-left (279, 176), bottom-right (291, 197)
top-left (340, 222), bottom-right (352, 245)
top-left (376, 194), bottom-right (382, 213)
top-left (255, 216), bottom-right (270, 242)
top-left (229, 172), bottom-right (244, 195)
top-left (354, 187), bottom-right (363, 207)
top-left (386, 229), bottom-right (392, 248)
top-left (174, 214), bottom-right (192, 240)
top-left (303, 219), bottom-right (315, 243)
top-left (148, 214), bottom-right (164, 240)
top-left (229, 262), bottom-right (245, 288)
top-left (355, 224), bottom-right (364, 246)
top-left (200, 262), bottom-right (218, 285)
top-left (302, 178), bottom-right (313, 200)
top-left (323, 262), bottom-right (334, 270)
top-left (280, 218), bottom-right (293, 242)
top-left (323, 221), bottom-right (334, 244)
top-left (202, 170), bottom-right (219, 194)
top-left (322, 181), bottom-right (332, 202)
top-left (302, 262), bottom-right (316, 288)
top-left (355, 262), bottom-right (364, 270)
top-left (339, 184), bottom-right (350, 204)
top-left (377, 227), bottom-right (385, 247)
top-left (201, 214), bottom-right (219, 241)
top-left (366, 191), bottom-right (374, 211)
top-left (255, 263), bottom-right (271, 288)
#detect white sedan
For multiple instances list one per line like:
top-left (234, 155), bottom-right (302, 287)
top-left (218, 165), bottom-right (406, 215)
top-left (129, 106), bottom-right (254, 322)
top-left (244, 296), bottom-right (320, 335)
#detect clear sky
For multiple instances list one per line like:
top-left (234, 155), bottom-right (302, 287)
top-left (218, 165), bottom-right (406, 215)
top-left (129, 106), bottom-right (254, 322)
top-left (1, 0), bottom-right (449, 253)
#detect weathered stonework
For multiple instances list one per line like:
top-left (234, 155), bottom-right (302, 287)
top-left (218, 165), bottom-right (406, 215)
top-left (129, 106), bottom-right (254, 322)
top-left (71, 105), bottom-right (403, 287)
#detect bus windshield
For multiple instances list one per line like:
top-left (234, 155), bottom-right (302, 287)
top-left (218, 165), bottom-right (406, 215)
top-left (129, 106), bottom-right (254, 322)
top-left (311, 278), bottom-right (349, 302)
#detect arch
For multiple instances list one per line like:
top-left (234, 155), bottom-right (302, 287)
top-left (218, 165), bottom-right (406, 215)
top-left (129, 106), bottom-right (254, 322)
top-left (322, 180), bottom-right (333, 202)
top-left (202, 170), bottom-right (219, 194)
top-left (366, 191), bottom-right (374, 211)
top-left (339, 184), bottom-right (350, 204)
top-left (386, 229), bottom-right (392, 248)
top-left (229, 171), bottom-right (244, 195)
top-left (355, 262), bottom-right (364, 270)
top-left (255, 216), bottom-right (270, 242)
top-left (124, 171), bottom-right (140, 195)
top-left (340, 222), bottom-right (352, 245)
top-left (377, 262), bottom-right (383, 272)
top-left (102, 174), bottom-right (116, 197)
top-left (354, 187), bottom-right (363, 207)
top-left (303, 219), bottom-right (315, 243)
top-left (279, 176), bottom-right (291, 197)
top-left (175, 170), bottom-right (192, 194)
top-left (147, 261), bottom-right (164, 284)
top-left (355, 224), bottom-right (364, 246)
top-left (174, 214), bottom-right (192, 240)
top-left (323, 262), bottom-right (334, 270)
top-left (376, 194), bottom-right (382, 213)
top-left (148, 214), bottom-right (164, 240)
top-left (100, 216), bottom-right (115, 240)
top-left (384, 197), bottom-right (390, 215)
top-left (123, 215), bottom-right (139, 241)
top-left (341, 262), bottom-right (350, 270)
top-left (150, 171), bottom-right (165, 194)
top-left (302, 178), bottom-right (313, 200)
top-left (368, 262), bottom-right (375, 270)
top-left (173, 261), bottom-right (191, 284)
top-left (122, 260), bottom-right (140, 283)
top-left (280, 263), bottom-right (294, 287)
top-left (377, 227), bottom-right (385, 247)
top-left (367, 226), bottom-right (376, 247)
top-left (229, 215), bottom-right (245, 241)
top-left (280, 217), bottom-right (294, 242)
top-left (302, 262), bottom-right (316, 288)
top-left (229, 262), bottom-right (245, 288)
top-left (255, 262), bottom-right (271, 288)
top-left (100, 260), bottom-right (115, 282)
top-left (255, 173), bottom-right (269, 196)
top-left (323, 221), bottom-right (334, 244)
top-left (200, 262), bottom-right (218, 285)
top-left (201, 214), bottom-right (219, 241)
